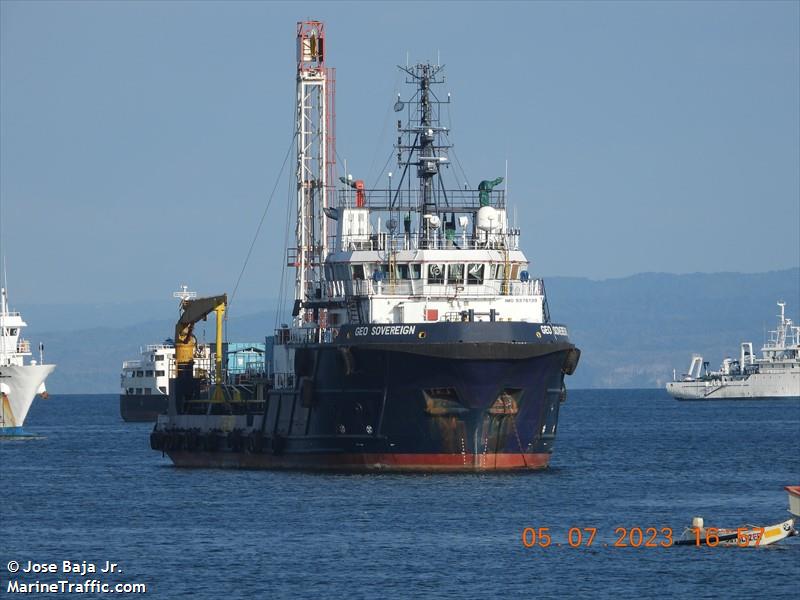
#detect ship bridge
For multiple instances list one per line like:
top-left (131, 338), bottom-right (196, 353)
top-left (0, 288), bottom-right (33, 367)
top-left (303, 182), bottom-right (549, 327)
top-left (282, 52), bottom-right (552, 330)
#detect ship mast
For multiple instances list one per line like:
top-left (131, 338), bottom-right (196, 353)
top-left (294, 21), bottom-right (335, 327)
top-left (395, 63), bottom-right (450, 215)
top-left (395, 63), bottom-right (451, 241)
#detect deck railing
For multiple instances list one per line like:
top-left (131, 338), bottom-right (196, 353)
top-left (336, 188), bottom-right (506, 211)
top-left (333, 231), bottom-right (521, 253)
top-left (324, 278), bottom-right (544, 300)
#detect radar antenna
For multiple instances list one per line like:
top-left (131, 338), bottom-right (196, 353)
top-left (173, 285), bottom-right (197, 302)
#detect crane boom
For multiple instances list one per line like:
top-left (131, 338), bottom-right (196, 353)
top-left (174, 294), bottom-right (227, 403)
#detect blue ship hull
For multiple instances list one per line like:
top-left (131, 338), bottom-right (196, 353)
top-left (154, 322), bottom-right (579, 471)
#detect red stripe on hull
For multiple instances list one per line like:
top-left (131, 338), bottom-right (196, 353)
top-left (165, 451), bottom-right (550, 472)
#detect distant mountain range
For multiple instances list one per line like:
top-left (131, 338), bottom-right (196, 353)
top-left (545, 268), bottom-right (800, 388)
top-left (23, 268), bottom-right (800, 393)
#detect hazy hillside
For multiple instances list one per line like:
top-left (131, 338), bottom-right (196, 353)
top-left (23, 268), bottom-right (800, 392)
top-left (546, 268), bottom-right (800, 388)
top-left (27, 310), bottom-right (280, 394)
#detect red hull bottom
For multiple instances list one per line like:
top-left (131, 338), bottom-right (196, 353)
top-left (164, 451), bottom-right (550, 472)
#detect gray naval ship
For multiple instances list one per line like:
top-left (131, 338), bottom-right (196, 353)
top-left (667, 302), bottom-right (800, 400)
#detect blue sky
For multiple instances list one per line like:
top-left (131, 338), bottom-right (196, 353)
top-left (1, 1), bottom-right (798, 305)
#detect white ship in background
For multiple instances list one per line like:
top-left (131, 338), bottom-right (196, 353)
top-left (667, 302), bottom-right (800, 400)
top-left (120, 341), bottom-right (212, 422)
top-left (0, 287), bottom-right (55, 435)
top-left (120, 286), bottom-right (266, 422)
top-left (120, 287), bottom-right (212, 422)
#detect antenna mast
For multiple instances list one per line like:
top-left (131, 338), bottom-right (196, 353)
top-left (294, 21), bottom-right (335, 327)
top-left (393, 63), bottom-right (452, 247)
top-left (398, 64), bottom-right (448, 215)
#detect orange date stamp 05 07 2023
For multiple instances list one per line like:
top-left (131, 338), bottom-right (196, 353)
top-left (521, 526), bottom-right (770, 548)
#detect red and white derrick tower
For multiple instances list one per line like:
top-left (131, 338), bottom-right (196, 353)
top-left (294, 21), bottom-right (335, 327)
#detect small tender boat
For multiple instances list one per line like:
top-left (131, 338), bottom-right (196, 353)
top-left (787, 486), bottom-right (800, 518)
top-left (674, 516), bottom-right (797, 547)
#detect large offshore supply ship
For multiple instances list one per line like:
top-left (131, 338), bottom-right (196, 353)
top-left (150, 21), bottom-right (580, 471)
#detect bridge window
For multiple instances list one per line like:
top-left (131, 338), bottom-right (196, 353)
top-left (447, 264), bottom-right (464, 284)
top-left (397, 263), bottom-right (422, 279)
top-left (427, 264), bottom-right (444, 284)
top-left (467, 264), bottom-right (484, 285)
top-left (351, 264), bottom-right (365, 280)
top-left (145, 370), bottom-right (154, 377)
top-left (491, 264), bottom-right (505, 280)
top-left (156, 370), bottom-right (165, 377)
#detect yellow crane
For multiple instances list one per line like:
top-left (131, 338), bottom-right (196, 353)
top-left (174, 294), bottom-right (227, 404)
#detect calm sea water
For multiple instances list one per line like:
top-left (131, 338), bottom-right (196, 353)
top-left (1, 390), bottom-right (798, 598)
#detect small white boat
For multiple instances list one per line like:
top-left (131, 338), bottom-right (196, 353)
top-left (675, 516), bottom-right (797, 547)
top-left (786, 486), bottom-right (800, 518)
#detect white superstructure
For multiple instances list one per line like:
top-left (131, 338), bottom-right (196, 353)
top-left (120, 342), bottom-right (212, 397)
top-left (271, 56), bottom-right (557, 390)
top-left (666, 302), bottom-right (800, 400)
top-left (322, 227), bottom-right (549, 326)
top-left (0, 287), bottom-right (55, 433)
top-left (121, 344), bottom-right (177, 398)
